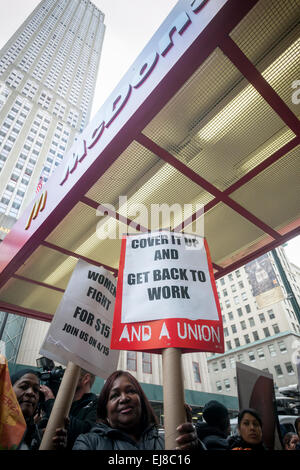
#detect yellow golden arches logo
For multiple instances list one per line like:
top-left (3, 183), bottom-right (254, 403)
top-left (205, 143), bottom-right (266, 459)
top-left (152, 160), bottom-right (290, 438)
top-left (25, 190), bottom-right (47, 230)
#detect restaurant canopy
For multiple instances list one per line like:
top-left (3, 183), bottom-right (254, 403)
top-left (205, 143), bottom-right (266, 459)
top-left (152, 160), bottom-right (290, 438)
top-left (0, 0), bottom-right (299, 322)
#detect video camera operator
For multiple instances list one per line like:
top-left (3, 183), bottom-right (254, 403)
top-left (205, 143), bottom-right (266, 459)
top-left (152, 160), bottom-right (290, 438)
top-left (38, 363), bottom-right (98, 449)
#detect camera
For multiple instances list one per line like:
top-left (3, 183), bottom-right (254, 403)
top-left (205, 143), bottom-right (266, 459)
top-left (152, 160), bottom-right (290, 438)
top-left (36, 356), bottom-right (65, 397)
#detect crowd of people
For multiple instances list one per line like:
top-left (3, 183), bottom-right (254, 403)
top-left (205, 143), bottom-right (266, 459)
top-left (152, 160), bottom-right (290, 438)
top-left (9, 367), bottom-right (300, 451)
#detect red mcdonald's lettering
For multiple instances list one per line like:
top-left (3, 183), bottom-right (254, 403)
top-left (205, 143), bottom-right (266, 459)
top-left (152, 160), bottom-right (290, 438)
top-left (105, 84), bottom-right (132, 128)
top-left (59, 1), bottom-right (211, 187)
top-left (190, 0), bottom-right (210, 13)
top-left (132, 52), bottom-right (159, 89)
top-left (60, 140), bottom-right (87, 185)
top-left (158, 11), bottom-right (191, 57)
top-left (88, 122), bottom-right (105, 150)
top-left (25, 191), bottom-right (47, 230)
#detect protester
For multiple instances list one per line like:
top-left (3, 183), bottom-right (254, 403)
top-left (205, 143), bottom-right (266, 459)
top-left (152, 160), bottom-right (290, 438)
top-left (282, 432), bottom-right (300, 450)
top-left (228, 408), bottom-right (267, 450)
top-left (11, 368), bottom-right (67, 450)
top-left (73, 370), bottom-right (205, 450)
top-left (295, 417), bottom-right (300, 439)
top-left (40, 367), bottom-right (97, 449)
top-left (195, 400), bottom-right (230, 450)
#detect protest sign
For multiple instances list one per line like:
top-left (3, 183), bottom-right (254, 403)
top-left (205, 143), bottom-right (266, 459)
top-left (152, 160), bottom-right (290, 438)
top-left (111, 231), bottom-right (224, 354)
top-left (40, 259), bottom-right (119, 379)
top-left (236, 362), bottom-right (282, 450)
top-left (111, 230), bottom-right (224, 449)
top-left (39, 261), bottom-right (119, 450)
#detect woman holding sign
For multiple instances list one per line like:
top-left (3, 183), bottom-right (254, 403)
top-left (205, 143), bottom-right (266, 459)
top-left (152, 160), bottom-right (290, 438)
top-left (73, 370), bottom-right (204, 450)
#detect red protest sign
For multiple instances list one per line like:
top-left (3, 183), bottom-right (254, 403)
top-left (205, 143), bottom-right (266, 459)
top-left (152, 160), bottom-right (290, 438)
top-left (111, 231), bottom-right (224, 354)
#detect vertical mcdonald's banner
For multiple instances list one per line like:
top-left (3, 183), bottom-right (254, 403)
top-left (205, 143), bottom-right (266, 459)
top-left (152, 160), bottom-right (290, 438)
top-left (0, 355), bottom-right (26, 450)
top-left (110, 231), bottom-right (224, 354)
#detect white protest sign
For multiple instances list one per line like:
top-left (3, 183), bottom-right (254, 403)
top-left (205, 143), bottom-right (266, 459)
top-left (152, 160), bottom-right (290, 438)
top-left (40, 260), bottom-right (119, 378)
top-left (120, 231), bottom-right (219, 324)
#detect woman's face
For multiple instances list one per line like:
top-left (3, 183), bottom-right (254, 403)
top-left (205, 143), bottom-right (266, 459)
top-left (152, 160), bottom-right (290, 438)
top-left (13, 373), bottom-right (40, 419)
top-left (106, 375), bottom-right (142, 434)
top-left (239, 412), bottom-right (262, 445)
top-left (286, 435), bottom-right (300, 450)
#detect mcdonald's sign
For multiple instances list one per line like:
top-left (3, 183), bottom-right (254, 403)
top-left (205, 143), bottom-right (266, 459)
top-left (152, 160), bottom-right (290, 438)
top-left (25, 191), bottom-right (47, 230)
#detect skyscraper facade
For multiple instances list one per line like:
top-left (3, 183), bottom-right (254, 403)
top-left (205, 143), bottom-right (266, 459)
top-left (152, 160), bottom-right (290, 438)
top-left (207, 247), bottom-right (300, 396)
top-left (0, 0), bottom-right (105, 362)
top-left (0, 0), bottom-right (105, 219)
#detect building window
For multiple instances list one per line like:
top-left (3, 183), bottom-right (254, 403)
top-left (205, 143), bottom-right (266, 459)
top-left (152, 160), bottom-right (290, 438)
top-left (285, 362), bottom-right (294, 375)
top-left (220, 359), bottom-right (226, 369)
top-left (142, 352), bottom-right (152, 374)
top-left (226, 341), bottom-right (232, 350)
top-left (257, 348), bottom-right (265, 360)
top-left (216, 381), bottom-right (222, 391)
top-left (126, 351), bottom-right (137, 371)
top-left (231, 325), bottom-right (237, 334)
top-left (259, 313), bottom-right (266, 323)
top-left (244, 334), bottom-right (250, 344)
top-left (253, 331), bottom-right (259, 341)
top-left (278, 341), bottom-right (287, 354)
top-left (223, 327), bottom-right (229, 337)
top-left (245, 304), bottom-right (251, 313)
top-left (224, 379), bottom-right (231, 390)
top-left (240, 320), bottom-right (246, 330)
top-left (237, 307), bottom-right (243, 317)
top-left (237, 353), bottom-right (244, 363)
top-left (192, 362), bottom-right (201, 383)
top-left (268, 309), bottom-right (275, 319)
top-left (234, 338), bottom-right (240, 347)
top-left (268, 344), bottom-right (277, 357)
top-left (274, 365), bottom-right (283, 377)
top-left (248, 351), bottom-right (255, 362)
top-left (263, 327), bottom-right (270, 338)
top-left (249, 317), bottom-right (255, 327)
top-left (273, 324), bottom-right (280, 334)
top-left (213, 362), bottom-right (219, 372)
top-left (228, 311), bottom-right (234, 320)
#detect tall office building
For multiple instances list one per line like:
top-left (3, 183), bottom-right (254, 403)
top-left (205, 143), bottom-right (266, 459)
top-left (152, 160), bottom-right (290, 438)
top-left (207, 247), bottom-right (300, 396)
top-left (0, 0), bottom-right (105, 219)
top-left (0, 0), bottom-right (105, 361)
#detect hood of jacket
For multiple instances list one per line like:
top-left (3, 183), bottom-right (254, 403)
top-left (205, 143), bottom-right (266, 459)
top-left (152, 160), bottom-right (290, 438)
top-left (196, 421), bottom-right (228, 440)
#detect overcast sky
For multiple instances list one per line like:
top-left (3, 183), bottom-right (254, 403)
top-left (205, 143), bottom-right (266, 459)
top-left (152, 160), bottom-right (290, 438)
top-left (0, 0), bottom-right (299, 267)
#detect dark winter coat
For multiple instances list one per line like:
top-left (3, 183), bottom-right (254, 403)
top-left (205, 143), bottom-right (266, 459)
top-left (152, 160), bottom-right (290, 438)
top-left (195, 422), bottom-right (229, 450)
top-left (227, 433), bottom-right (267, 450)
top-left (41, 392), bottom-right (97, 449)
top-left (72, 422), bottom-right (164, 450)
top-left (18, 419), bottom-right (42, 450)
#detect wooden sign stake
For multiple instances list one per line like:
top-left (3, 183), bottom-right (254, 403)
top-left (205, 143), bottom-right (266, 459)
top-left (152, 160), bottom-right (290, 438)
top-left (39, 361), bottom-right (81, 450)
top-left (162, 347), bottom-right (186, 450)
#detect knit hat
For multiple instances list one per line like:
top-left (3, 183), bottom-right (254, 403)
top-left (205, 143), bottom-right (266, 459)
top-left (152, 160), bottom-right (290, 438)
top-left (11, 368), bottom-right (40, 385)
top-left (203, 400), bottom-right (229, 427)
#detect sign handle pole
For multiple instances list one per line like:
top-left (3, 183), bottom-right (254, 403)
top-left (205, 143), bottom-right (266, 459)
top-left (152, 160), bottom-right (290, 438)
top-left (162, 347), bottom-right (186, 450)
top-left (39, 361), bottom-right (81, 450)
